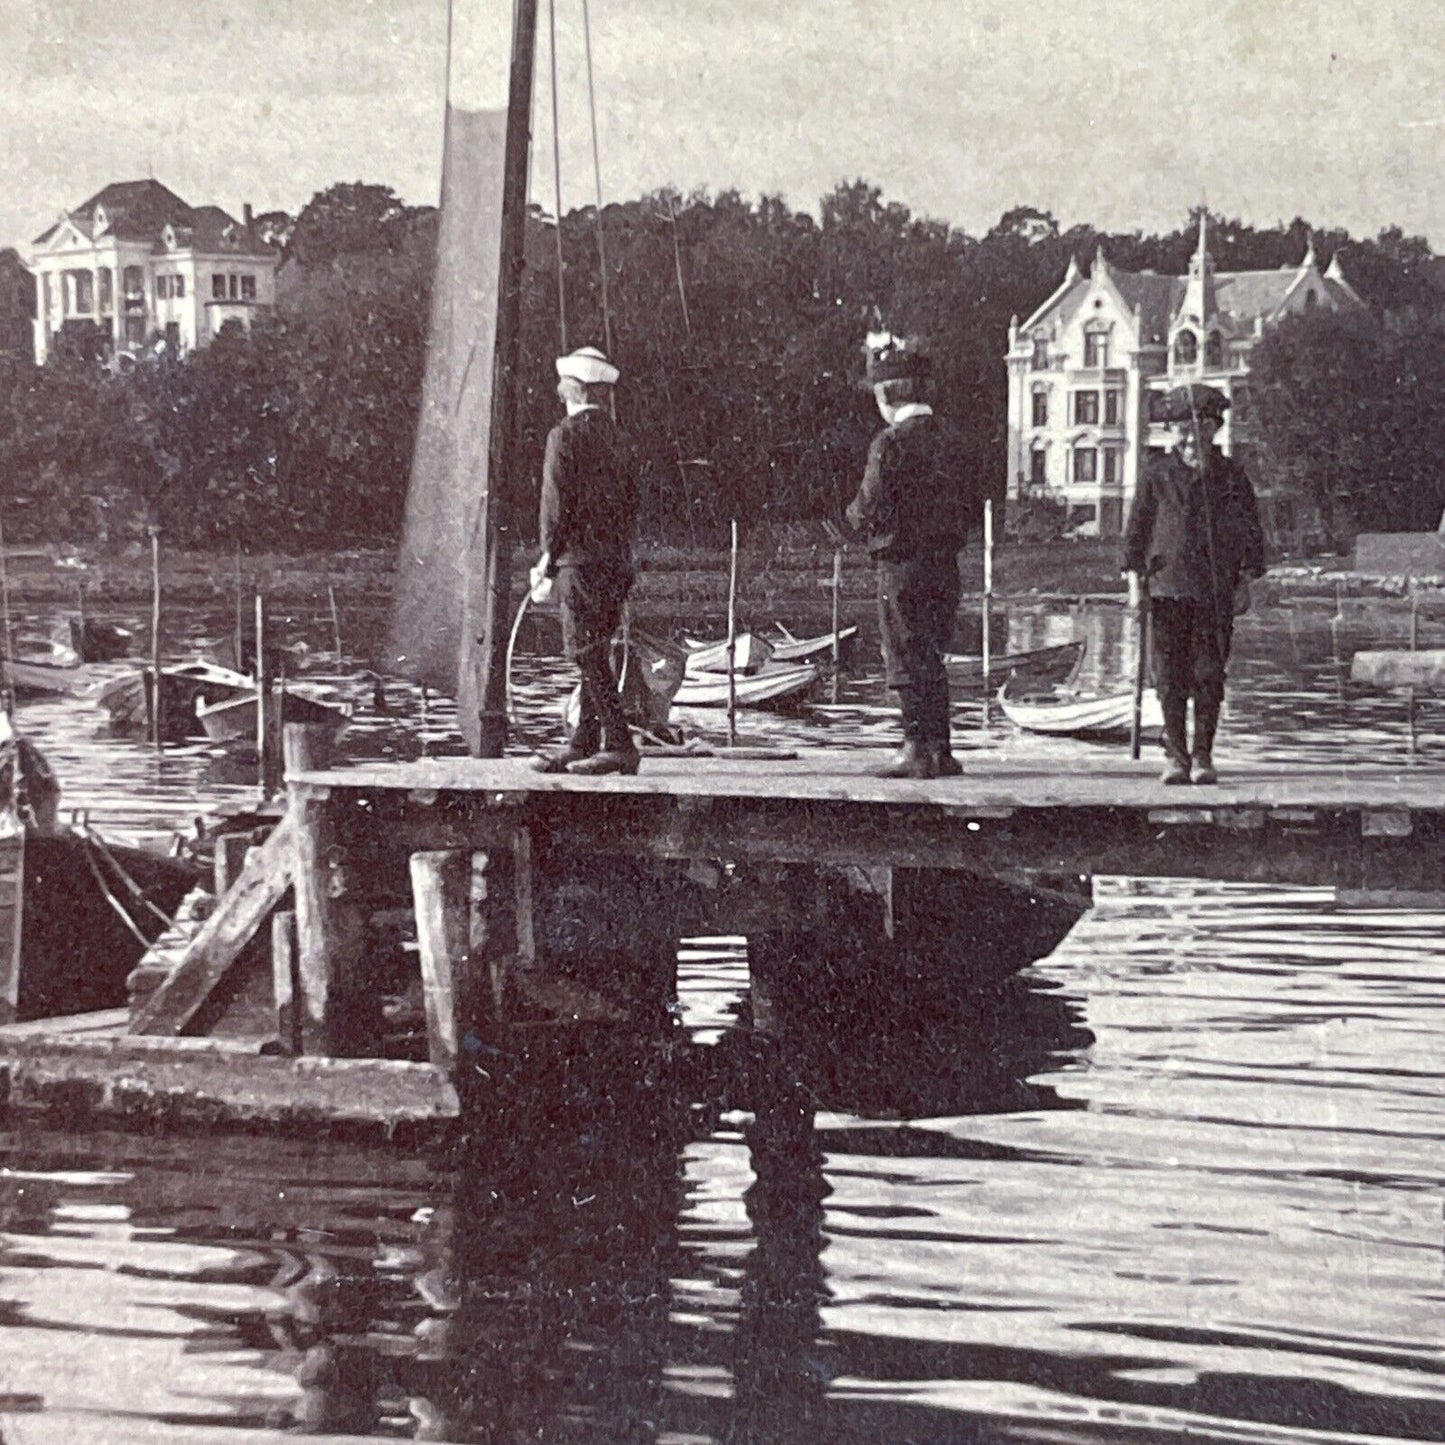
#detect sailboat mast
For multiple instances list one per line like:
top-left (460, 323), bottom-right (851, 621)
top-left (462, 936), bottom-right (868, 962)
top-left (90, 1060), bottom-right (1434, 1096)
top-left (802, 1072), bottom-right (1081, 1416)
top-left (466, 0), bottom-right (540, 757)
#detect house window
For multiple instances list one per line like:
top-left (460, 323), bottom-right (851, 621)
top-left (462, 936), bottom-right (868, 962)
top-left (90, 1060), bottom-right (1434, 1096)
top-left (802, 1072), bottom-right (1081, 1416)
top-left (123, 266), bottom-right (144, 299)
top-left (123, 315), bottom-right (145, 345)
top-left (1084, 330), bottom-right (1109, 368)
top-left (1103, 449), bottom-right (1120, 486)
top-left (1031, 389), bottom-right (1048, 428)
top-left (1304, 288), bottom-right (1318, 311)
top-left (66, 270), bottom-right (94, 314)
top-left (98, 268), bottom-right (113, 312)
top-left (1029, 447), bottom-right (1047, 487)
top-left (164, 321), bottom-right (180, 350)
top-left (1073, 391), bottom-right (1099, 425)
top-left (240, 274), bottom-right (256, 301)
top-left (213, 274), bottom-right (228, 300)
top-left (1104, 391), bottom-right (1121, 425)
top-left (174, 275), bottom-right (185, 299)
top-left (1031, 335), bottom-right (1049, 370)
top-left (1205, 332), bottom-right (1223, 368)
top-left (1174, 329), bottom-right (1198, 366)
top-left (1073, 446), bottom-right (1098, 483)
top-left (156, 276), bottom-right (168, 302)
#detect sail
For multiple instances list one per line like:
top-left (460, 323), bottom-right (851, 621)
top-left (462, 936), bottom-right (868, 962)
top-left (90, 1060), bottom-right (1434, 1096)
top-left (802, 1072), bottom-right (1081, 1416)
top-left (383, 101), bottom-right (509, 706)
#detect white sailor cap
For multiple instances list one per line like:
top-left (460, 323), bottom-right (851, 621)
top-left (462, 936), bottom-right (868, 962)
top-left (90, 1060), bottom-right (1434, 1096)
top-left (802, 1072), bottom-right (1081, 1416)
top-left (555, 345), bottom-right (619, 386)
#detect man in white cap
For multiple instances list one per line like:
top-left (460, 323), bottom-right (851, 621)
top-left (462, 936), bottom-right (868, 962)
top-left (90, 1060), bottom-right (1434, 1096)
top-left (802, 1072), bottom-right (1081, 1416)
top-left (531, 345), bottom-right (640, 775)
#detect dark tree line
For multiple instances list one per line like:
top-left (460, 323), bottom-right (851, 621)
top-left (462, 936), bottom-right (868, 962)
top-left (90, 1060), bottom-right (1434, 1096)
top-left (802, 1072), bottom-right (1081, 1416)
top-left (0, 180), bottom-right (1439, 552)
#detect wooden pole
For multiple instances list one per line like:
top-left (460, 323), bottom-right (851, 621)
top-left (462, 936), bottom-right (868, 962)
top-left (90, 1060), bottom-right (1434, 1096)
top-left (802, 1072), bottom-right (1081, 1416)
top-left (233, 543), bottom-right (244, 673)
top-left (254, 592), bottom-right (267, 797)
top-left (327, 578), bottom-right (343, 665)
top-left (727, 518), bottom-right (739, 747)
top-left (830, 544), bottom-right (843, 705)
top-left (1130, 600), bottom-right (1149, 761)
top-left (467, 0), bottom-right (540, 757)
top-left (149, 524), bottom-right (162, 753)
top-left (981, 498), bottom-right (994, 692)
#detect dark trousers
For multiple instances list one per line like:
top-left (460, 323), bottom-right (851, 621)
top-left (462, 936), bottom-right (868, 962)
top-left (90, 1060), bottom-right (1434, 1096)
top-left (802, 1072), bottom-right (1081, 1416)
top-left (877, 552), bottom-right (961, 745)
top-left (1149, 596), bottom-right (1232, 755)
top-left (557, 562), bottom-right (633, 753)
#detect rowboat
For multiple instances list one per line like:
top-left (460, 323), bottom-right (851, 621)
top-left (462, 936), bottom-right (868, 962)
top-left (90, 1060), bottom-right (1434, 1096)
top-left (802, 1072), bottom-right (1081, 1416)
top-left (0, 725), bottom-right (199, 1022)
top-left (944, 639), bottom-right (1085, 689)
top-left (999, 677), bottom-right (1164, 739)
top-left (673, 660), bottom-right (822, 709)
top-left (683, 632), bottom-right (774, 675)
top-left (4, 653), bottom-right (79, 699)
top-left (95, 661), bottom-right (255, 741)
top-left (195, 687), bottom-right (353, 744)
top-left (771, 624), bottom-right (860, 665)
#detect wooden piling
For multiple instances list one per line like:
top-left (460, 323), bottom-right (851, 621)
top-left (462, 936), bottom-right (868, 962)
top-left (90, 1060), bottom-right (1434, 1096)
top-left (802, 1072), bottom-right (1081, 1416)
top-left (409, 850), bottom-right (474, 1069)
top-left (271, 909), bottom-right (301, 1056)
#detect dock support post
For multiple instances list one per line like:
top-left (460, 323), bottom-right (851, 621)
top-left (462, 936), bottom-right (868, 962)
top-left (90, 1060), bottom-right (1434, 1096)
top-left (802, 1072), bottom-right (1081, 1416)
top-left (475, 832), bottom-right (536, 1020)
top-left (410, 850), bottom-right (478, 1069)
top-left (271, 910), bottom-right (301, 1056)
top-left (290, 786), bottom-right (369, 1056)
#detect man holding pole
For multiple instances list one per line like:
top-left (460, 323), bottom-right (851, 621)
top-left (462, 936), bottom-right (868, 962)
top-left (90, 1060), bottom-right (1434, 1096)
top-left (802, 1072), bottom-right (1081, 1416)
top-left (1123, 384), bottom-right (1265, 785)
top-left (846, 332), bottom-right (978, 780)
top-left (530, 345), bottom-right (639, 776)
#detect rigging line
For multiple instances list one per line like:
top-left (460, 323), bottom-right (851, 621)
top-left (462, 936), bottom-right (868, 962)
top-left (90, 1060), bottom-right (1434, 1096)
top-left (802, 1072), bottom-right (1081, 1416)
top-left (548, 0), bottom-right (568, 350)
top-left (580, 0), bottom-right (614, 364)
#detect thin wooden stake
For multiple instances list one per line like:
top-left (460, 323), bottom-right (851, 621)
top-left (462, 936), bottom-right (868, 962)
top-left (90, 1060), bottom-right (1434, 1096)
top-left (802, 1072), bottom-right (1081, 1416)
top-left (830, 544), bottom-right (843, 705)
top-left (254, 592), bottom-right (267, 798)
top-left (980, 498), bottom-right (994, 725)
top-left (726, 518), bottom-right (739, 747)
top-left (149, 525), bottom-right (162, 753)
top-left (233, 542), bottom-right (244, 673)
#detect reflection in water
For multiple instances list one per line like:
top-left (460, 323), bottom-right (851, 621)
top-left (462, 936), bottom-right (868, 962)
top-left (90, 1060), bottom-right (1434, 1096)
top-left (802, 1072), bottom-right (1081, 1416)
top-left (0, 594), bottom-right (1443, 1440)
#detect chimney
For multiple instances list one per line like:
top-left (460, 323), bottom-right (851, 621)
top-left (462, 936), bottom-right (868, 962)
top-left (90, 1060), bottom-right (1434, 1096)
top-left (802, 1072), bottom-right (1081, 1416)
top-left (243, 203), bottom-right (254, 229)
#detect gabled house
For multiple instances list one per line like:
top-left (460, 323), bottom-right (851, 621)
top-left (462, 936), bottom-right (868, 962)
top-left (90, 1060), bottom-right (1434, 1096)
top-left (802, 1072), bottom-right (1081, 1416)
top-left (1004, 218), bottom-right (1365, 535)
top-left (25, 179), bottom-right (280, 365)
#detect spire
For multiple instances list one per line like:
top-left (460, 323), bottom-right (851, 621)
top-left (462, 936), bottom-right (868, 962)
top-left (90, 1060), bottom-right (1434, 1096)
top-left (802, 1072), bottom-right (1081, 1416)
top-left (1301, 232), bottom-right (1317, 270)
top-left (1093, 241), bottom-right (1109, 281)
top-left (1179, 208), bottom-right (1218, 336)
top-left (1064, 253), bottom-right (1080, 284)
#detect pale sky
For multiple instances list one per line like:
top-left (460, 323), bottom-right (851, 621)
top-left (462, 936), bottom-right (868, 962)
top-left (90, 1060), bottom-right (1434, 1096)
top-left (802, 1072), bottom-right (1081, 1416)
top-left (5, 0), bottom-right (1444, 251)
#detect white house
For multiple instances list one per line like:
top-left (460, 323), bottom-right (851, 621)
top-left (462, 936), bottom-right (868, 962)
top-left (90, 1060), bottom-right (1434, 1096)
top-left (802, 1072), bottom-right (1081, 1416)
top-left (26, 180), bottom-right (280, 365)
top-left (1003, 219), bottom-right (1365, 536)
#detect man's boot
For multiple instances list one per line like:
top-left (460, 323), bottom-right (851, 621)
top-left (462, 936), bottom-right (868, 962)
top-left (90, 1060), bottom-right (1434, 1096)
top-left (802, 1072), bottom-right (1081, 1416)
top-left (1192, 698), bottom-right (1220, 784)
top-left (876, 739), bottom-right (937, 780)
top-left (1159, 696), bottom-right (1191, 785)
top-left (928, 741), bottom-right (963, 777)
top-left (532, 744), bottom-right (591, 774)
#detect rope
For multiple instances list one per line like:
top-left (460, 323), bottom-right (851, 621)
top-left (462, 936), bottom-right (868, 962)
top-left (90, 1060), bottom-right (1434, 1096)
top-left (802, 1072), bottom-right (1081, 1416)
top-left (504, 591), bottom-right (531, 722)
top-left (79, 833), bottom-right (152, 951)
top-left (548, 0), bottom-right (568, 350)
top-left (580, 0), bottom-right (614, 370)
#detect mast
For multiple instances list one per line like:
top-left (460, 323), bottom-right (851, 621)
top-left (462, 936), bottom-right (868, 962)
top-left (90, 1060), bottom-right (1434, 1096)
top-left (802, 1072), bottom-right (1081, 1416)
top-left (462, 0), bottom-right (540, 756)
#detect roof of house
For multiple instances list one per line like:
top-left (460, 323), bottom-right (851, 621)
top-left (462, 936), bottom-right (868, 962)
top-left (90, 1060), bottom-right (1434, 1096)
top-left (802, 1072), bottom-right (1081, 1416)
top-left (32, 180), bottom-right (276, 257)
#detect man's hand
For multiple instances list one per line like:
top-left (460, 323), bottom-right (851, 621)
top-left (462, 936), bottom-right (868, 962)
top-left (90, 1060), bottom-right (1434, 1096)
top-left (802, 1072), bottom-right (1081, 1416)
top-left (529, 553), bottom-right (554, 604)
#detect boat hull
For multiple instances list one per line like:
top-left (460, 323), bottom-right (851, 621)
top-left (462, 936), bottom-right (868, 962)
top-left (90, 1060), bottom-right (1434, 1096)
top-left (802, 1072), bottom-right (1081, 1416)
top-left (1000, 685), bottom-right (1165, 738)
top-left (196, 689), bottom-right (352, 744)
top-left (944, 639), bottom-right (1084, 690)
top-left (0, 830), bottom-right (200, 1023)
top-left (771, 625), bottom-right (860, 666)
top-left (673, 661), bottom-right (822, 709)
top-left (97, 663), bottom-right (254, 741)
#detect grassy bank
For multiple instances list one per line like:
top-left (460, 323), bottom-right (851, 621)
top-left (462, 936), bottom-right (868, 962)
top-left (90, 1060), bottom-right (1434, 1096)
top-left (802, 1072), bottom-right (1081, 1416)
top-left (3, 538), bottom-right (1130, 611)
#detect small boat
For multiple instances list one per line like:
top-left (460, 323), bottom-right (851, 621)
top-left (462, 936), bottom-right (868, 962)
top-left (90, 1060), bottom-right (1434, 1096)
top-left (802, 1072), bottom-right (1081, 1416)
top-left (674, 660), bottom-right (822, 709)
top-left (195, 686), bottom-right (353, 744)
top-left (771, 624), bottom-right (860, 665)
top-left (945, 639), bottom-right (1085, 689)
top-left (683, 632), bottom-right (774, 675)
top-left (4, 651), bottom-right (79, 699)
top-left (95, 661), bottom-right (255, 741)
top-left (999, 676), bottom-right (1164, 739)
top-left (0, 724), bottom-right (200, 1022)
top-left (69, 616), bottom-right (133, 662)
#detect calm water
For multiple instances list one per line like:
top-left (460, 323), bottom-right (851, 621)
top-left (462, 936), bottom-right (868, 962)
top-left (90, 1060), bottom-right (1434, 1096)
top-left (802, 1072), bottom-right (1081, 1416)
top-left (1, 591), bottom-right (1444, 1443)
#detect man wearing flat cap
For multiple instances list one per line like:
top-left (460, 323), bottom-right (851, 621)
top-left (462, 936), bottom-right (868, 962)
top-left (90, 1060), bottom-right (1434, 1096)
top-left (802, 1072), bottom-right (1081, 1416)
top-left (532, 345), bottom-right (639, 776)
top-left (1124, 383), bottom-right (1266, 784)
top-left (846, 332), bottom-right (978, 779)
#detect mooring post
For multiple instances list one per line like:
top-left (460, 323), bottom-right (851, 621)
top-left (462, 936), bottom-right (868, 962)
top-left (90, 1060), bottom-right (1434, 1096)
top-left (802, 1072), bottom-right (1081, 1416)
top-left (409, 850), bottom-right (476, 1069)
top-left (283, 722), bottom-right (335, 777)
top-left (271, 909), bottom-right (301, 1056)
top-left (213, 831), bottom-right (251, 899)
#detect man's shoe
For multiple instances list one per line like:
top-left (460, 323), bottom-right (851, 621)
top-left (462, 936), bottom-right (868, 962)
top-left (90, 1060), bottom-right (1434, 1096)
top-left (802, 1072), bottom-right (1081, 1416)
top-left (876, 741), bottom-right (937, 780)
top-left (929, 744), bottom-right (963, 777)
top-left (532, 746), bottom-right (590, 774)
top-left (566, 748), bottom-right (641, 776)
top-left (1192, 751), bottom-right (1219, 785)
top-left (1160, 757), bottom-right (1191, 785)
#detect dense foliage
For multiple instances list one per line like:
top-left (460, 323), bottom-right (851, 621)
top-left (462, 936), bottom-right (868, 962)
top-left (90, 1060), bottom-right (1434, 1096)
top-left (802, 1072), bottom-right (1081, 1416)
top-left (0, 180), bottom-right (1439, 552)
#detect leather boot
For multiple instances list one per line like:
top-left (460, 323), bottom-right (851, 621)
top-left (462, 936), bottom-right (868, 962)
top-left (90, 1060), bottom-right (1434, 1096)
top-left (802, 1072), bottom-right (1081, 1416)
top-left (876, 739), bottom-right (937, 780)
top-left (1192, 699), bottom-right (1220, 784)
top-left (566, 746), bottom-right (640, 776)
top-left (928, 742), bottom-right (963, 777)
top-left (1159, 696), bottom-right (1190, 785)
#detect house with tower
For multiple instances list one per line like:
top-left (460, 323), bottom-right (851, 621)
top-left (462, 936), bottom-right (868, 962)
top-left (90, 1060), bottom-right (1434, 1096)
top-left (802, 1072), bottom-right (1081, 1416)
top-left (1004, 218), bottom-right (1365, 536)
top-left (25, 180), bottom-right (280, 366)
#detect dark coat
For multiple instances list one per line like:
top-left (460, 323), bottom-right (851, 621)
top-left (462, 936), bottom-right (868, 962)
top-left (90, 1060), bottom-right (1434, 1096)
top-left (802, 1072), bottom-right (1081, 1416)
top-left (1123, 446), bottom-right (1266, 606)
top-left (845, 411), bottom-right (977, 562)
top-left (538, 407), bottom-right (635, 575)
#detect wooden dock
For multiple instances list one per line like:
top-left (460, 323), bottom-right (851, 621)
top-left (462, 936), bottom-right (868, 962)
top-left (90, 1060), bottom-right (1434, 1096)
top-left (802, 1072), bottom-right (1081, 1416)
top-left (2, 742), bottom-right (1443, 1136)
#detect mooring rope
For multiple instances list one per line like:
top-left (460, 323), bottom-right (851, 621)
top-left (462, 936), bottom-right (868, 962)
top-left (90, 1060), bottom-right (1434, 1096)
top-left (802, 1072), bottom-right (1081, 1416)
top-left (580, 0), bottom-right (615, 368)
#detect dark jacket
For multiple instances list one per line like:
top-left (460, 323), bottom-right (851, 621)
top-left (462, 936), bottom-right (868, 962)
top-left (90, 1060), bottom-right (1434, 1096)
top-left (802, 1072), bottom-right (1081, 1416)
top-left (1123, 446), bottom-right (1266, 604)
top-left (845, 411), bottom-right (977, 561)
top-left (538, 407), bottom-right (635, 575)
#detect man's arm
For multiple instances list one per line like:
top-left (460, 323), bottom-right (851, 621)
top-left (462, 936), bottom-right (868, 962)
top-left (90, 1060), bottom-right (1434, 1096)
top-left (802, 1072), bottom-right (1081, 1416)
top-left (538, 425), bottom-right (571, 573)
top-left (1122, 460), bottom-right (1157, 577)
top-left (845, 430), bottom-right (890, 536)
